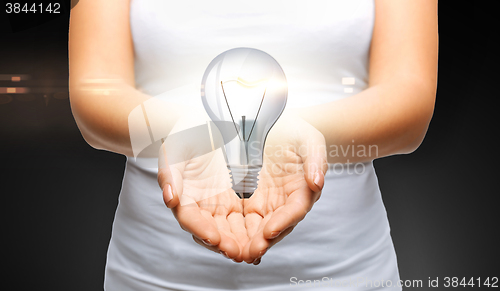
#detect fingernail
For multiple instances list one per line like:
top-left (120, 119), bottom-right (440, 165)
top-left (164, 185), bottom-right (173, 204)
top-left (220, 251), bottom-right (230, 259)
top-left (253, 258), bottom-right (261, 265)
top-left (314, 172), bottom-right (321, 187)
top-left (258, 249), bottom-right (267, 257)
top-left (202, 238), bottom-right (215, 246)
top-left (270, 231), bottom-right (281, 239)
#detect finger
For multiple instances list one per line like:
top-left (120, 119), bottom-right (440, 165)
top-left (227, 212), bottom-right (249, 262)
top-left (303, 154), bottom-right (328, 193)
top-left (194, 213), bottom-right (243, 262)
top-left (287, 119), bottom-right (327, 192)
top-left (243, 214), bottom-right (271, 263)
top-left (248, 226), bottom-right (295, 263)
top-left (266, 226), bottom-right (295, 249)
top-left (218, 231), bottom-right (241, 260)
top-left (300, 137), bottom-right (328, 193)
top-left (193, 235), bottom-right (220, 253)
top-left (158, 141), bottom-right (181, 208)
top-left (173, 203), bottom-right (221, 247)
top-left (157, 168), bottom-right (181, 208)
top-left (194, 234), bottom-right (240, 262)
top-left (214, 214), bottom-right (240, 259)
top-left (244, 212), bottom-right (263, 239)
top-left (241, 239), bottom-right (252, 264)
top-left (262, 188), bottom-right (314, 240)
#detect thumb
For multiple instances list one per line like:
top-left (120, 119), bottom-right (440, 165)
top-left (300, 133), bottom-right (328, 193)
top-left (303, 154), bottom-right (328, 193)
top-left (158, 141), bottom-right (181, 208)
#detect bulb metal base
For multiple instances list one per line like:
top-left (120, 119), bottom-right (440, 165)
top-left (228, 165), bottom-right (261, 199)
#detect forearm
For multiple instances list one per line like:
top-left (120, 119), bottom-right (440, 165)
top-left (294, 78), bottom-right (436, 164)
top-left (69, 78), bottom-right (187, 157)
top-left (68, 0), bottom-right (187, 157)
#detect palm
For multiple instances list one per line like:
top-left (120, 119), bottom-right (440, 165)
top-left (159, 111), bottom-right (326, 264)
top-left (172, 150), bottom-right (249, 261)
top-left (158, 111), bottom-right (249, 261)
top-left (242, 139), bottom-right (320, 263)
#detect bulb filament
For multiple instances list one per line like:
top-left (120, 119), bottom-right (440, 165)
top-left (220, 81), bottom-right (267, 142)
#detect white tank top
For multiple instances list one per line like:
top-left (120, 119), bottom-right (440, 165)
top-left (104, 1), bottom-right (401, 290)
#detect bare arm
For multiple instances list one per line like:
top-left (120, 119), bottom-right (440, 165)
top-left (69, 0), bottom-right (185, 156)
top-left (294, 0), bottom-right (438, 163)
top-left (70, 0), bottom-right (437, 162)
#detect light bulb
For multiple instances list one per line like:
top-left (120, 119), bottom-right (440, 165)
top-left (201, 47), bottom-right (287, 198)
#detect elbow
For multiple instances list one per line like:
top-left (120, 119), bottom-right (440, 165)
top-left (398, 131), bottom-right (427, 154)
top-left (79, 127), bottom-right (104, 150)
top-left (72, 110), bottom-right (105, 151)
top-left (69, 87), bottom-right (104, 151)
top-left (398, 103), bottom-right (435, 155)
top-left (68, 76), bottom-right (137, 156)
top-left (397, 78), bottom-right (437, 155)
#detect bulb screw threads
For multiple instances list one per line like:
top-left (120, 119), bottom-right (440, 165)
top-left (228, 165), bottom-right (261, 199)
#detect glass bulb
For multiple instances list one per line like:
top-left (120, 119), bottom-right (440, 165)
top-left (201, 47), bottom-right (287, 198)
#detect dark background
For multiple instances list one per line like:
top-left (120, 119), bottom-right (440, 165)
top-left (0, 1), bottom-right (497, 290)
